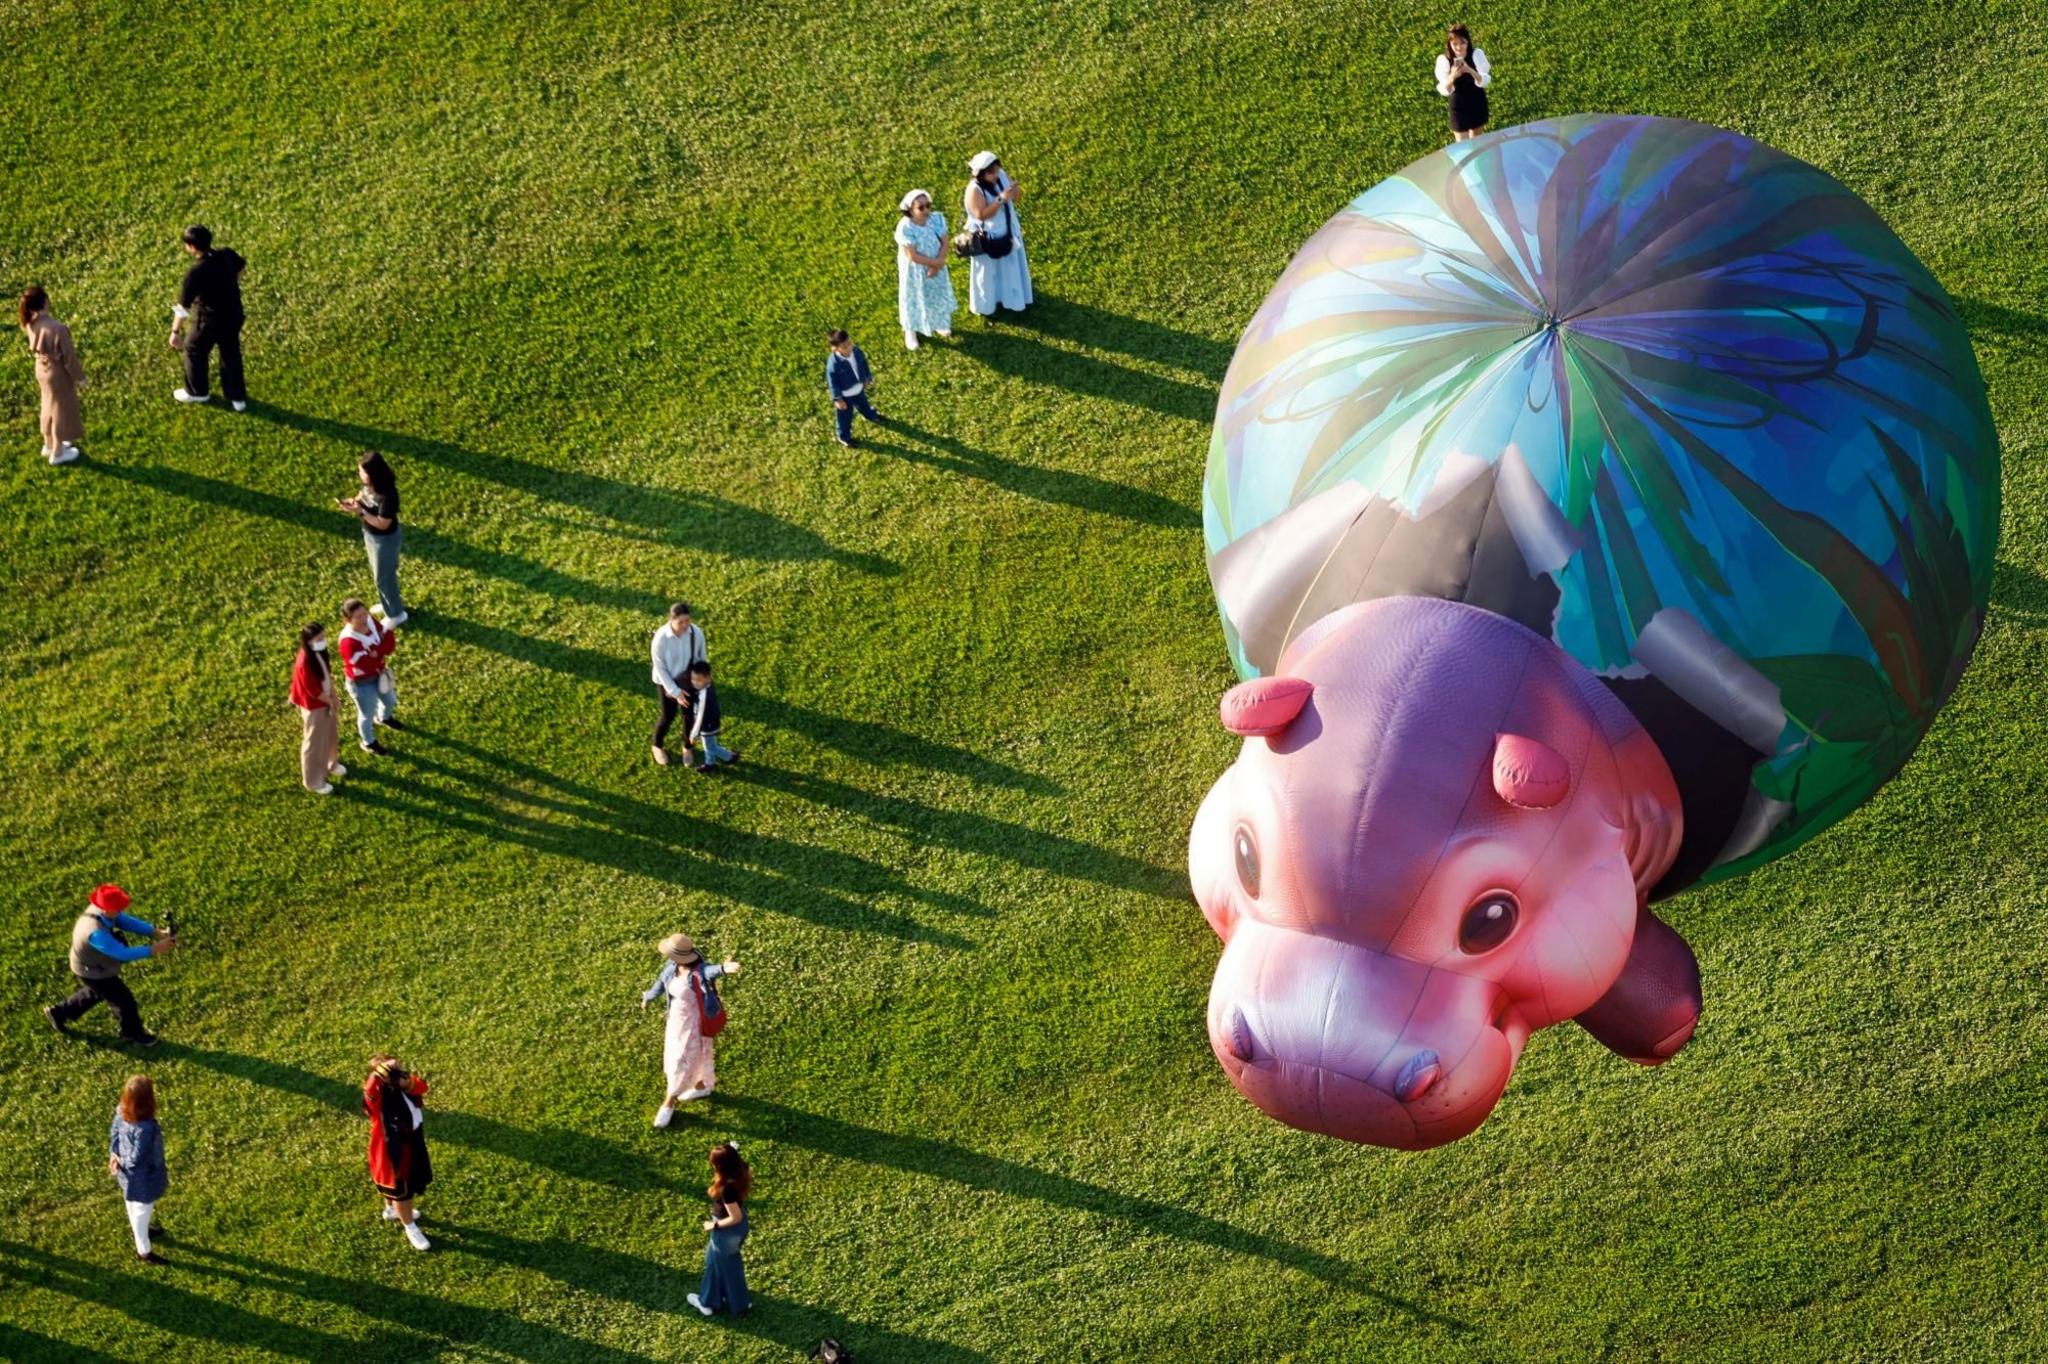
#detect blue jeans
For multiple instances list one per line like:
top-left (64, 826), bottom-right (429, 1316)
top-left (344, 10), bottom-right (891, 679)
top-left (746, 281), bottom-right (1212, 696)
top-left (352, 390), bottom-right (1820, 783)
top-left (364, 527), bottom-right (405, 619)
top-left (698, 1222), bottom-right (750, 1314)
top-left (833, 392), bottom-right (880, 442)
top-left (348, 675), bottom-right (395, 747)
top-left (698, 730), bottom-right (734, 765)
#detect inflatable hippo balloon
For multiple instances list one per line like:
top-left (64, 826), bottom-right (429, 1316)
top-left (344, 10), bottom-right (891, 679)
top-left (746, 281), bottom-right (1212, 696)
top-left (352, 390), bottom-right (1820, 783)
top-left (1193, 115), bottom-right (2000, 1150)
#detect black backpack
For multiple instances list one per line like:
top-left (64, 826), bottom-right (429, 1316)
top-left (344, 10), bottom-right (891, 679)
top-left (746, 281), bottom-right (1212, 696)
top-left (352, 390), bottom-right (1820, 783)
top-left (811, 1341), bottom-right (851, 1364)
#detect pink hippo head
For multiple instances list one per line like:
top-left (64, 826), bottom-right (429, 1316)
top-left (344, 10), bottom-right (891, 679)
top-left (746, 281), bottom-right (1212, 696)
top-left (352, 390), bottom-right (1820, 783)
top-left (1190, 597), bottom-right (1696, 1149)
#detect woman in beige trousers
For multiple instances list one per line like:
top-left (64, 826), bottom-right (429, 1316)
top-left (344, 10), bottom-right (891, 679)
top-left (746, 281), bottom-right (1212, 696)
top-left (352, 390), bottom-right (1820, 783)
top-left (289, 622), bottom-right (347, 795)
top-left (20, 287), bottom-right (84, 465)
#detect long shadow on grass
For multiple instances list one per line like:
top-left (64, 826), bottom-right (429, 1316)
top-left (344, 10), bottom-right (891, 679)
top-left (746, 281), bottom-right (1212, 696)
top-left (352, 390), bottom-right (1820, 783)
top-left (406, 610), bottom-right (1058, 795)
top-left (1001, 295), bottom-right (1236, 382)
top-left (954, 316), bottom-right (1217, 424)
top-left (863, 420), bottom-right (1198, 529)
top-left (81, 460), bottom-right (669, 616)
top-left (149, 1043), bottom-right (682, 1194)
top-left (1955, 296), bottom-right (2048, 354)
top-left (334, 729), bottom-right (983, 948)
top-left (0, 1321), bottom-right (129, 1364)
top-left (0, 1238), bottom-right (399, 1361)
top-left (435, 1223), bottom-right (992, 1361)
top-left (245, 403), bottom-right (898, 577)
top-left (169, 1240), bottom-right (659, 1364)
top-left (1992, 558), bottom-right (2048, 629)
top-left (720, 1096), bottom-right (1473, 1333)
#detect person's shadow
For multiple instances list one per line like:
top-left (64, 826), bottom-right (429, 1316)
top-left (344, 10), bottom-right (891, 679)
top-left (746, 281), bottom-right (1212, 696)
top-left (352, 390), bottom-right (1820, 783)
top-left (952, 294), bottom-right (1227, 425)
top-left (242, 403), bottom-right (899, 577)
top-left (716, 1094), bottom-right (1474, 1333)
top-left (435, 1222), bottom-right (994, 1361)
top-left (863, 418), bottom-right (1198, 529)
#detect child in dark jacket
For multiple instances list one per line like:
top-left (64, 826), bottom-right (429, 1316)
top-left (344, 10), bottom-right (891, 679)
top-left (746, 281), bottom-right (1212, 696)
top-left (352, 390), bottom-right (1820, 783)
top-left (687, 661), bottom-right (738, 771)
top-left (825, 329), bottom-right (886, 448)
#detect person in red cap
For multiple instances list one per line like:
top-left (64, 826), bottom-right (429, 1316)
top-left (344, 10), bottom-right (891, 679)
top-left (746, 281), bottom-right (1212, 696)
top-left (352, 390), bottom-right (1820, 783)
top-left (44, 885), bottom-right (176, 1045)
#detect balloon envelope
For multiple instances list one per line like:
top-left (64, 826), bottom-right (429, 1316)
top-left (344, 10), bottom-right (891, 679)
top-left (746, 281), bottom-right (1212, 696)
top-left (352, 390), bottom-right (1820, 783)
top-left (1206, 114), bottom-right (1999, 888)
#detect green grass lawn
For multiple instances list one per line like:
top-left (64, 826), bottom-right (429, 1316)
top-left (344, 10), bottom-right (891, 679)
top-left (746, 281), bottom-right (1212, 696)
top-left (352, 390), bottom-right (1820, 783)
top-left (3, 1), bottom-right (2045, 1360)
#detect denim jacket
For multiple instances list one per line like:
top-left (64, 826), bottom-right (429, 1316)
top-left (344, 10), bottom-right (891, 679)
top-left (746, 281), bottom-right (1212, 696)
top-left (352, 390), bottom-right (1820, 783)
top-left (641, 959), bottom-right (729, 1005)
top-left (110, 1113), bottom-right (167, 1203)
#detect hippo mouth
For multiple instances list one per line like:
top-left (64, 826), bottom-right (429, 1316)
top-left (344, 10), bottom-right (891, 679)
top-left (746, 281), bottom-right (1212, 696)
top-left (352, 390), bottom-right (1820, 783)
top-left (1207, 924), bottom-right (1532, 1150)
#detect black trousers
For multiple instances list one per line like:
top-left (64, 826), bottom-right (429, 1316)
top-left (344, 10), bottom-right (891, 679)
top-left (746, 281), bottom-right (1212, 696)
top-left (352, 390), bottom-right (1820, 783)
top-left (185, 322), bottom-right (247, 403)
top-left (50, 972), bottom-right (149, 1039)
top-left (654, 688), bottom-right (686, 748)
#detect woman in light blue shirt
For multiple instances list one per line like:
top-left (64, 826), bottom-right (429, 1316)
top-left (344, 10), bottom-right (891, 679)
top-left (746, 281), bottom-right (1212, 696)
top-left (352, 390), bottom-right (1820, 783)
top-left (895, 189), bottom-right (955, 349)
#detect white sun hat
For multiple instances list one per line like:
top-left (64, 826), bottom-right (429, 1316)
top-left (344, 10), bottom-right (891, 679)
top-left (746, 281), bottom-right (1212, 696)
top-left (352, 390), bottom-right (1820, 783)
top-left (899, 188), bottom-right (933, 211)
top-left (968, 150), bottom-right (999, 172)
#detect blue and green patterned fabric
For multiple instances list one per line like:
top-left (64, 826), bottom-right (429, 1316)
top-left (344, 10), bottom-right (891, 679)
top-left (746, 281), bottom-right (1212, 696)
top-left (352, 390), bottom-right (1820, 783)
top-left (1206, 114), bottom-right (1999, 881)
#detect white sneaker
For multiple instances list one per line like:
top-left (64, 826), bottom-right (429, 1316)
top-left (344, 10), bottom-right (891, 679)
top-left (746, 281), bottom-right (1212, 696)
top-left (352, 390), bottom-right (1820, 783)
top-left (686, 1292), bottom-right (712, 1317)
top-left (229, 400), bottom-right (248, 413)
top-left (403, 1221), bottom-right (431, 1251)
top-left (311, 782), bottom-right (334, 796)
top-left (652, 1104), bottom-right (675, 1129)
top-left (173, 388), bottom-right (211, 404)
top-left (676, 1084), bottom-right (713, 1103)
top-left (383, 610), bottom-right (409, 627)
top-left (382, 1204), bottom-right (400, 1221)
top-left (904, 331), bottom-right (921, 350)
top-left (937, 329), bottom-right (953, 338)
top-left (51, 444), bottom-right (80, 464)
top-left (329, 763), bottom-right (348, 778)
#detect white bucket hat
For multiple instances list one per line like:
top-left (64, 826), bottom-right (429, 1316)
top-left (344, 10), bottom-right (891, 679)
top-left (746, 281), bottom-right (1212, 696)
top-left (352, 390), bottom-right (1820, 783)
top-left (899, 188), bottom-right (933, 211)
top-left (968, 150), bottom-right (999, 173)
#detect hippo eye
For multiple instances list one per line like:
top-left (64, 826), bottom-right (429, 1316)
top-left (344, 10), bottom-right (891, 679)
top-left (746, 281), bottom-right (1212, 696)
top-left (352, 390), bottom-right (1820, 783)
top-left (1233, 825), bottom-right (1261, 899)
top-left (1458, 893), bottom-right (1518, 954)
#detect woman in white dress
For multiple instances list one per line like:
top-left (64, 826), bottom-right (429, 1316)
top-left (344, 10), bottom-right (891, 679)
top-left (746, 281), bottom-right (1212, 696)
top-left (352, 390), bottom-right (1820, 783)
top-left (895, 189), bottom-right (955, 350)
top-left (641, 933), bottom-right (740, 1128)
top-left (963, 151), bottom-right (1032, 317)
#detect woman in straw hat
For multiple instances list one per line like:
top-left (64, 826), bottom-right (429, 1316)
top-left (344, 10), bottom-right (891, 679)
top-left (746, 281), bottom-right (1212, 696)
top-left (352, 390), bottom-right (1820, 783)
top-left (641, 934), bottom-right (741, 1128)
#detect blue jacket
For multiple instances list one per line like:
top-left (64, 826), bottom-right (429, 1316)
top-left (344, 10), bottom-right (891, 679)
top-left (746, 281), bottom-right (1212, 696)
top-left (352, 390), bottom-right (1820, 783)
top-left (825, 347), bottom-right (873, 400)
top-left (110, 1113), bottom-right (167, 1203)
top-left (641, 959), bottom-right (730, 1005)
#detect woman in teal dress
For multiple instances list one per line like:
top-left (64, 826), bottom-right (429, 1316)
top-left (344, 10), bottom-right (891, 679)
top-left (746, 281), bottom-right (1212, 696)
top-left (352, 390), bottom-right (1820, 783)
top-left (686, 1142), bottom-right (751, 1317)
top-left (894, 188), bottom-right (955, 350)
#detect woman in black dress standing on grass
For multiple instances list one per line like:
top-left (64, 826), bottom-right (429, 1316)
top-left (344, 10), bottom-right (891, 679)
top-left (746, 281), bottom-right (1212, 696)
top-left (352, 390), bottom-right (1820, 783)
top-left (1435, 23), bottom-right (1492, 141)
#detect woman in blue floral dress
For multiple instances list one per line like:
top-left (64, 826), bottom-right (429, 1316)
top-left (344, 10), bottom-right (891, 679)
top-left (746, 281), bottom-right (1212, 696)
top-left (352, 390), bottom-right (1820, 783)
top-left (894, 188), bottom-right (955, 350)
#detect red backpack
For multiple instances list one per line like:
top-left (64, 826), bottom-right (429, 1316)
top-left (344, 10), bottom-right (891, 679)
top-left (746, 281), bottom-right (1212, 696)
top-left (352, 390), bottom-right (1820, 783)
top-left (690, 966), bottom-right (729, 1038)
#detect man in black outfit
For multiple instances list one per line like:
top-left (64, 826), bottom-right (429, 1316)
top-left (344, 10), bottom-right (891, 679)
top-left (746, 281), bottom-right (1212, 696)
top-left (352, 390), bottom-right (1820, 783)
top-left (170, 224), bottom-right (249, 411)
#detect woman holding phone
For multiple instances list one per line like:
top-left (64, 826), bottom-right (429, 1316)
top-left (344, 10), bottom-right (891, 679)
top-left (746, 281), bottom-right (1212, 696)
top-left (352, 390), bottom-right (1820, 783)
top-left (364, 1054), bottom-right (433, 1251)
top-left (686, 1142), bottom-right (752, 1318)
top-left (1434, 24), bottom-right (1492, 141)
top-left (338, 451), bottom-right (407, 625)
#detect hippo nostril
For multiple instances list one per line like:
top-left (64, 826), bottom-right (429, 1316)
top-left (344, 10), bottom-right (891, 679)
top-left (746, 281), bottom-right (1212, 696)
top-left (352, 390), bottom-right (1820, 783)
top-left (1394, 1050), bottom-right (1442, 1102)
top-left (1223, 1007), bottom-right (1256, 1063)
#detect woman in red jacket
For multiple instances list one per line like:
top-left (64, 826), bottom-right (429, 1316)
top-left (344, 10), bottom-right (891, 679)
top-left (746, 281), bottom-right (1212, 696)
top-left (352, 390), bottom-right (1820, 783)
top-left (290, 622), bottom-right (347, 794)
top-left (337, 597), bottom-right (403, 754)
top-left (364, 1055), bottom-right (433, 1251)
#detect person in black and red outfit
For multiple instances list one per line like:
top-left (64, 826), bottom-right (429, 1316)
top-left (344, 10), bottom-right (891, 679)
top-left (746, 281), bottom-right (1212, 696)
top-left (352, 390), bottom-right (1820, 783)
top-left (364, 1055), bottom-right (433, 1251)
top-left (338, 597), bottom-right (403, 754)
top-left (169, 225), bottom-right (249, 411)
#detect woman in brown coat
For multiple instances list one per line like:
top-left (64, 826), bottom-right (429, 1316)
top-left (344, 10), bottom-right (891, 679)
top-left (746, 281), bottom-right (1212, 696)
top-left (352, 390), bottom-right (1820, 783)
top-left (20, 287), bottom-right (84, 465)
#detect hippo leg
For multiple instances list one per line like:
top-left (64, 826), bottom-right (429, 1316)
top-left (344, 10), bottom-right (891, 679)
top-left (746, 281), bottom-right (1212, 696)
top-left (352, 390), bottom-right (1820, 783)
top-left (1573, 907), bottom-right (1702, 1065)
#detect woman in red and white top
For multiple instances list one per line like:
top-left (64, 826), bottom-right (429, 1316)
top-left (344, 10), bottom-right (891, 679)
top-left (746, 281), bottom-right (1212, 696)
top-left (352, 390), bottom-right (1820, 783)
top-left (290, 621), bottom-right (348, 794)
top-left (338, 597), bottom-right (404, 754)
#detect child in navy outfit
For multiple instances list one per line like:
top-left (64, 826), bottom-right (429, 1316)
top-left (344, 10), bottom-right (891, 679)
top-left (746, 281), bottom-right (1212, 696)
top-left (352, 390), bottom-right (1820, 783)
top-left (825, 329), bottom-right (886, 448)
top-left (687, 661), bottom-right (738, 771)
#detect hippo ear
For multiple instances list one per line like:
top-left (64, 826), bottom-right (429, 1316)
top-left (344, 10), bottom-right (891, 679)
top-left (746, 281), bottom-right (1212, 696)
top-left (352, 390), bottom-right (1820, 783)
top-left (1220, 676), bottom-right (1314, 738)
top-left (1493, 732), bottom-right (1570, 809)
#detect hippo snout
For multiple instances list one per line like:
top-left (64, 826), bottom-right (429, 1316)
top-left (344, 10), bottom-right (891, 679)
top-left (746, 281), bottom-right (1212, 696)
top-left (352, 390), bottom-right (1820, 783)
top-left (1207, 920), bottom-right (1527, 1149)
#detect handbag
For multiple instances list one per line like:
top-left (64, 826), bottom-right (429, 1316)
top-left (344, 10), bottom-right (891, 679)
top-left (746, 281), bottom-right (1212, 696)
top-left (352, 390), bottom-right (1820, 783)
top-left (962, 180), bottom-right (1017, 260)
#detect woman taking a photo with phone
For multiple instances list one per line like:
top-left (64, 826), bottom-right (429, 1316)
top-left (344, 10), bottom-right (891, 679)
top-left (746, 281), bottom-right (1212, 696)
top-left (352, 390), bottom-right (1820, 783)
top-left (1435, 24), bottom-right (1492, 142)
top-left (686, 1142), bottom-right (752, 1318)
top-left (364, 1054), bottom-right (433, 1251)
